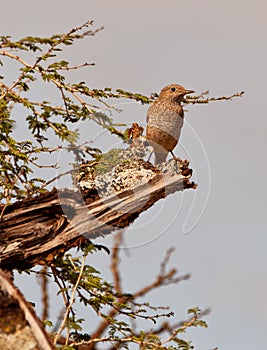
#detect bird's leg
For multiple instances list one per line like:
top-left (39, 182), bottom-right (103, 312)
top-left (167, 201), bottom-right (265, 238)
top-left (171, 153), bottom-right (192, 177)
top-left (148, 151), bottom-right (153, 163)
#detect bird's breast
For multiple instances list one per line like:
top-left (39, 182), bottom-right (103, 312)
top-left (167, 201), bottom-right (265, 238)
top-left (147, 109), bottom-right (184, 140)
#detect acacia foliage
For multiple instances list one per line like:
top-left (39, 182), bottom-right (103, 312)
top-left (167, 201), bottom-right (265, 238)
top-left (0, 20), bottom-right (243, 205)
top-left (0, 21), bottom-right (240, 349)
top-left (0, 20), bottom-right (152, 205)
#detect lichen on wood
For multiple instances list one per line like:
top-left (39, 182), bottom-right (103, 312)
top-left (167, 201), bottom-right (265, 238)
top-left (0, 141), bottom-right (196, 270)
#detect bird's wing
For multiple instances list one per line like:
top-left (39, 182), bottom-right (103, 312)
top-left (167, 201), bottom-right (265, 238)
top-left (146, 107), bottom-right (151, 123)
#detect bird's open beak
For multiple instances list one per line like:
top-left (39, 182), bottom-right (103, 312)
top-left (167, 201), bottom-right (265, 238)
top-left (184, 89), bottom-right (195, 95)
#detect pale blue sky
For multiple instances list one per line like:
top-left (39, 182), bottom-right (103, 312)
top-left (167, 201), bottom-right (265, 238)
top-left (3, 1), bottom-right (267, 349)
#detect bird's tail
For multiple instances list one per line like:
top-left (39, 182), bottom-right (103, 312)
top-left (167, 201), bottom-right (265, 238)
top-left (154, 152), bottom-right (168, 164)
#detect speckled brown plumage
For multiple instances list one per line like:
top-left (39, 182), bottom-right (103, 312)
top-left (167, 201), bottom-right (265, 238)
top-left (146, 84), bottom-right (194, 164)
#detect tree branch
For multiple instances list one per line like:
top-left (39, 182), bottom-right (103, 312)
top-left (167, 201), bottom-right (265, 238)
top-left (0, 158), bottom-right (196, 271)
top-left (0, 269), bottom-right (55, 350)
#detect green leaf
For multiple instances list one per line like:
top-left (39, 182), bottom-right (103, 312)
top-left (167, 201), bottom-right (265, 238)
top-left (43, 320), bottom-right (53, 328)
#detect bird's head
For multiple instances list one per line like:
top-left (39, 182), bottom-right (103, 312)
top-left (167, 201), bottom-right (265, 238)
top-left (158, 84), bottom-right (194, 103)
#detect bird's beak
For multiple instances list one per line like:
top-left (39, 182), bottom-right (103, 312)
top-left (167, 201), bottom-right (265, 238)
top-left (184, 89), bottom-right (195, 95)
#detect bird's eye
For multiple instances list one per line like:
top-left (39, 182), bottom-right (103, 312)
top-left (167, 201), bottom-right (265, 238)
top-left (170, 87), bottom-right (176, 92)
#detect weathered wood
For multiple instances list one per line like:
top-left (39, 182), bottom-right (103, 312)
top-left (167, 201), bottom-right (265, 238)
top-left (0, 162), bottom-right (195, 270)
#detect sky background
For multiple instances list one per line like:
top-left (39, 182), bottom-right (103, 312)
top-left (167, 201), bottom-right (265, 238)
top-left (2, 1), bottom-right (267, 349)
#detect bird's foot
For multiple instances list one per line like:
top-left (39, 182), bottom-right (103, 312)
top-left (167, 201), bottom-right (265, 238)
top-left (170, 152), bottom-right (182, 172)
top-left (171, 153), bottom-right (192, 177)
top-left (172, 156), bottom-right (183, 163)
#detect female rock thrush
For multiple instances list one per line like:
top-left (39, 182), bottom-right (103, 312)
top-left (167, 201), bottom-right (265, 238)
top-left (146, 84), bottom-right (194, 164)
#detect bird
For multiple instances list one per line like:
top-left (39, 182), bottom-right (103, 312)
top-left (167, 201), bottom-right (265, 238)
top-left (146, 84), bottom-right (194, 164)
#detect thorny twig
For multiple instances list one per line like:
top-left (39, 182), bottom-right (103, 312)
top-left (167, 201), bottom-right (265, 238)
top-left (87, 232), bottom-right (191, 349)
top-left (53, 254), bottom-right (87, 345)
top-left (185, 90), bottom-right (245, 104)
top-left (37, 266), bottom-right (49, 321)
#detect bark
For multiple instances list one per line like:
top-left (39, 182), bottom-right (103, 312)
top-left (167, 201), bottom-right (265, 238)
top-left (0, 159), bottom-right (196, 271)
